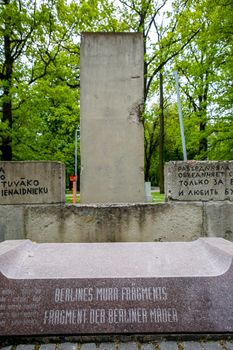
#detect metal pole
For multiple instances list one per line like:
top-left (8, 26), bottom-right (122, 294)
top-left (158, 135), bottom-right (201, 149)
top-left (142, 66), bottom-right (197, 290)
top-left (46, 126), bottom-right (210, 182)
top-left (174, 71), bottom-right (187, 161)
top-left (72, 128), bottom-right (78, 205)
top-left (75, 128), bottom-right (78, 182)
top-left (75, 126), bottom-right (80, 200)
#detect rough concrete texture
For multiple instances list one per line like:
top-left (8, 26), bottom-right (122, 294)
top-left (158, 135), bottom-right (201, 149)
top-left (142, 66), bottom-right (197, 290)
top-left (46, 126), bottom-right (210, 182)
top-left (0, 202), bottom-right (233, 243)
top-left (0, 205), bottom-right (24, 242)
top-left (165, 161), bottom-right (233, 201)
top-left (1, 341), bottom-right (233, 350)
top-left (80, 33), bottom-right (144, 204)
top-left (22, 203), bottom-right (203, 243)
top-left (0, 161), bottom-right (65, 205)
top-left (204, 201), bottom-right (233, 241)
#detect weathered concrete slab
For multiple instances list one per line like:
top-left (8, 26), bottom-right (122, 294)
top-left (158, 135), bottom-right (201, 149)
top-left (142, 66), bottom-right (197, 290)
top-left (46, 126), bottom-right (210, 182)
top-left (1, 202), bottom-right (233, 243)
top-left (22, 202), bottom-right (204, 243)
top-left (99, 344), bottom-right (116, 350)
top-left (80, 345), bottom-right (97, 350)
top-left (0, 206), bottom-right (24, 242)
top-left (226, 341), bottom-right (233, 350)
top-left (119, 343), bottom-right (137, 350)
top-left (80, 33), bottom-right (144, 204)
top-left (159, 342), bottom-right (179, 349)
top-left (58, 344), bottom-right (76, 350)
top-left (140, 344), bottom-right (154, 350)
top-left (182, 341), bottom-right (202, 350)
top-left (39, 345), bottom-right (56, 350)
top-left (15, 346), bottom-right (35, 350)
top-left (0, 238), bottom-right (232, 336)
top-left (0, 162), bottom-right (65, 205)
top-left (165, 161), bottom-right (233, 201)
top-left (204, 202), bottom-right (233, 240)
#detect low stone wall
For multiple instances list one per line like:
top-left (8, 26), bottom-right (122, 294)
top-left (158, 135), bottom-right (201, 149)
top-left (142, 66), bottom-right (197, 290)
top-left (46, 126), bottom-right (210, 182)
top-left (0, 202), bottom-right (232, 243)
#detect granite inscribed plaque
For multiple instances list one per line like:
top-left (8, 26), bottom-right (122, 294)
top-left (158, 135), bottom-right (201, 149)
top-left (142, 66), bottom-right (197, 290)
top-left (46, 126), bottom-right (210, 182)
top-left (0, 239), bottom-right (233, 336)
top-left (165, 160), bottom-right (233, 201)
top-left (0, 161), bottom-right (65, 205)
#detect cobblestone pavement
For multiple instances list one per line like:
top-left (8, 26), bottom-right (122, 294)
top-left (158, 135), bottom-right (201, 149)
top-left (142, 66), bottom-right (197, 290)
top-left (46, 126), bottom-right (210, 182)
top-left (1, 340), bottom-right (233, 350)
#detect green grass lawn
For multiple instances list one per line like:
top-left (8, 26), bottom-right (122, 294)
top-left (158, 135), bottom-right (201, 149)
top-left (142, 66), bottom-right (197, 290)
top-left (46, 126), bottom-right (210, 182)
top-left (65, 191), bottom-right (165, 204)
top-left (151, 191), bottom-right (165, 202)
top-left (66, 192), bottom-right (80, 203)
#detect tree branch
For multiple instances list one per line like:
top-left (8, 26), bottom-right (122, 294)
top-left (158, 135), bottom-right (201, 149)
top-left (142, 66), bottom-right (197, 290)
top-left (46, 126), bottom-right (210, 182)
top-left (145, 27), bottom-right (202, 99)
top-left (118, 0), bottom-right (140, 15)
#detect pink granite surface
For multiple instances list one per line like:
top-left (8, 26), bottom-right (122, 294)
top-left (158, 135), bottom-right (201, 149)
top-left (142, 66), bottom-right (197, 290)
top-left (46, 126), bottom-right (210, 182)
top-left (0, 239), bottom-right (232, 336)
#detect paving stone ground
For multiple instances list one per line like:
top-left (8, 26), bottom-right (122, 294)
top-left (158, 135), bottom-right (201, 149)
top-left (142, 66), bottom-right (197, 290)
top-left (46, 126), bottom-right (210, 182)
top-left (1, 340), bottom-right (233, 350)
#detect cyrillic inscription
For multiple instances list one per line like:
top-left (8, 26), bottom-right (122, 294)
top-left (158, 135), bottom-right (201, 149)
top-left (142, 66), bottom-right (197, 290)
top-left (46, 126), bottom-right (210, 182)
top-left (165, 161), bottom-right (233, 201)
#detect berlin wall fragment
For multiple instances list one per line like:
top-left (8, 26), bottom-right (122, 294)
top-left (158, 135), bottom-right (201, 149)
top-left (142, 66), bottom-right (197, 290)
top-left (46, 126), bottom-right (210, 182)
top-left (0, 238), bottom-right (233, 336)
top-left (165, 160), bottom-right (233, 201)
top-left (0, 161), bottom-right (65, 205)
top-left (80, 33), bottom-right (144, 204)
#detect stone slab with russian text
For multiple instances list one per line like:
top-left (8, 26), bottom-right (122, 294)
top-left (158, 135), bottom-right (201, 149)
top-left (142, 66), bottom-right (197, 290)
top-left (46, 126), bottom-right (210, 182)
top-left (165, 160), bottom-right (233, 201)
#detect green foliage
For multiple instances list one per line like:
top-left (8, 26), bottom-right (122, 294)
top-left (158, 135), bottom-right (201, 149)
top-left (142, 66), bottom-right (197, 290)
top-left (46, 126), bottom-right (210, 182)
top-left (171, 0), bottom-right (233, 161)
top-left (0, 0), bottom-right (233, 185)
top-left (0, 0), bottom-right (115, 172)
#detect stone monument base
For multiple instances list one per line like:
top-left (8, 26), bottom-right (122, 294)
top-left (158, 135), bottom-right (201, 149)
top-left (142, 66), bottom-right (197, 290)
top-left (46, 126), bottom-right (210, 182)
top-left (0, 238), bottom-right (232, 336)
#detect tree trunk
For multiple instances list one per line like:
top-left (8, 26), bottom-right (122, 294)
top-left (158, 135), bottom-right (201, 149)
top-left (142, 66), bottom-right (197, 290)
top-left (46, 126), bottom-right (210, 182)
top-left (199, 120), bottom-right (207, 159)
top-left (1, 6), bottom-right (13, 161)
top-left (159, 72), bottom-right (164, 193)
top-left (143, 35), bottom-right (147, 105)
top-left (1, 96), bottom-right (13, 161)
top-left (144, 156), bottom-right (150, 182)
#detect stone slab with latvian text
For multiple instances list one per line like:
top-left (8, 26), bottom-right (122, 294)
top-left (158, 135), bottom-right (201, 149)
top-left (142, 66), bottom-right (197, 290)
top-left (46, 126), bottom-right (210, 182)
top-left (0, 161), bottom-right (65, 205)
top-left (0, 238), bottom-right (233, 336)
